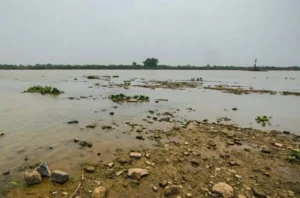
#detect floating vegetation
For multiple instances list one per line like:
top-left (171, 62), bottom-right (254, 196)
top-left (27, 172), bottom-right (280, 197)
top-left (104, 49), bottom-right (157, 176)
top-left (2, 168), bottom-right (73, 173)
top-left (113, 75), bottom-right (119, 78)
top-left (109, 94), bottom-right (150, 103)
top-left (204, 85), bottom-right (277, 95)
top-left (124, 81), bottom-right (131, 86)
top-left (86, 75), bottom-right (100, 79)
top-left (255, 115), bottom-right (271, 126)
top-left (281, 91), bottom-right (300, 96)
top-left (23, 86), bottom-right (64, 95)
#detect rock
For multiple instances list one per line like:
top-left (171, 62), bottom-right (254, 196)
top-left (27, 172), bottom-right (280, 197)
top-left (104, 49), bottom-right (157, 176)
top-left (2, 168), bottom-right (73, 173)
top-left (62, 192), bottom-right (68, 195)
top-left (227, 140), bottom-right (235, 146)
top-left (36, 161), bottom-right (51, 177)
top-left (164, 185), bottom-right (181, 197)
top-left (107, 162), bottom-right (114, 168)
top-left (136, 135), bottom-right (144, 140)
top-left (251, 187), bottom-right (267, 198)
top-left (2, 170), bottom-right (10, 176)
top-left (116, 170), bottom-right (124, 176)
top-left (145, 153), bottom-right (151, 158)
top-left (51, 170), bottom-right (69, 184)
top-left (128, 168), bottom-right (148, 180)
top-left (102, 125), bottom-right (112, 129)
top-left (190, 160), bottom-right (200, 167)
top-left (92, 186), bottom-right (107, 198)
top-left (0, 132), bottom-right (5, 136)
top-left (244, 148), bottom-right (250, 152)
top-left (274, 143), bottom-right (283, 148)
top-left (212, 182), bottom-right (234, 198)
top-left (130, 152), bottom-right (142, 159)
top-left (237, 195), bottom-right (246, 198)
top-left (109, 112), bottom-right (114, 116)
top-left (24, 170), bottom-right (42, 186)
top-left (283, 131), bottom-right (290, 135)
top-left (152, 185), bottom-right (158, 192)
top-left (79, 141), bottom-right (92, 148)
top-left (68, 120), bottom-right (79, 124)
top-left (74, 138), bottom-right (79, 143)
top-left (159, 180), bottom-right (168, 188)
top-left (85, 166), bottom-right (96, 173)
top-left (186, 193), bottom-right (193, 197)
top-left (261, 147), bottom-right (271, 154)
top-left (86, 124), bottom-right (96, 129)
top-left (229, 161), bottom-right (237, 166)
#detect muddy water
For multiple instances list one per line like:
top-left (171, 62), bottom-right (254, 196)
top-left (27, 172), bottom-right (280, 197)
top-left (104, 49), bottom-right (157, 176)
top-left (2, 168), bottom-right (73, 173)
top-left (0, 70), bottom-right (300, 192)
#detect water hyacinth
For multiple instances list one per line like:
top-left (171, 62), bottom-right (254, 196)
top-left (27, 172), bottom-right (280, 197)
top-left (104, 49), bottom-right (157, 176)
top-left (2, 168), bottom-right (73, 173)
top-left (109, 94), bottom-right (149, 102)
top-left (23, 86), bottom-right (64, 95)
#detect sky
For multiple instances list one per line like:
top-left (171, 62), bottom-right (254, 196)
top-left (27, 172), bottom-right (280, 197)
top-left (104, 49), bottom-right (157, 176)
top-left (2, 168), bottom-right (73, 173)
top-left (0, 0), bottom-right (300, 66)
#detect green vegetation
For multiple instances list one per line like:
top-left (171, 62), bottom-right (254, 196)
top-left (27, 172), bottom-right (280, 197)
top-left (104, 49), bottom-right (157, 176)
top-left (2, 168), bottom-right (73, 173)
top-left (288, 149), bottom-right (300, 163)
top-left (112, 75), bottom-right (119, 78)
top-left (143, 58), bottom-right (159, 67)
top-left (123, 80), bottom-right (131, 86)
top-left (255, 115), bottom-right (271, 126)
top-left (87, 75), bottom-right (100, 79)
top-left (109, 94), bottom-right (150, 102)
top-left (23, 86), bottom-right (64, 95)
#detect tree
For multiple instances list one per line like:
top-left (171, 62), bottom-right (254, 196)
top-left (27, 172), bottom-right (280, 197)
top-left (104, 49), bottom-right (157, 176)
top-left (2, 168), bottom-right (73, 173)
top-left (143, 58), bottom-right (158, 67)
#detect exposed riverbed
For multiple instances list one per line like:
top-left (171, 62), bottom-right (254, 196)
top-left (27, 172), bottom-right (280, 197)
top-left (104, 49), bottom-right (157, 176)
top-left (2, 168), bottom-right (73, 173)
top-left (0, 70), bottom-right (300, 197)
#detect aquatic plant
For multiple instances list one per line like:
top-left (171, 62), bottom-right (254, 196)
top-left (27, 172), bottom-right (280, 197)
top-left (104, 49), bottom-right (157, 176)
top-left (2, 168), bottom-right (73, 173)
top-left (23, 86), bottom-right (64, 95)
top-left (113, 75), bottom-right (119, 78)
top-left (87, 75), bottom-right (99, 79)
top-left (109, 94), bottom-right (150, 103)
top-left (255, 115), bottom-right (271, 126)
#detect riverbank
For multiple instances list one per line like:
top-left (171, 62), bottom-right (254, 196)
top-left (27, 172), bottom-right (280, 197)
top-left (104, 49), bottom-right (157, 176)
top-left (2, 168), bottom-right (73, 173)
top-left (5, 120), bottom-right (300, 198)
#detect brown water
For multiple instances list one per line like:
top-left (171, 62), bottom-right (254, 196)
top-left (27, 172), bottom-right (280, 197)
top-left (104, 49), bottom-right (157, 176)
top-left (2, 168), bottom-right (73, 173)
top-left (0, 70), bottom-right (300, 192)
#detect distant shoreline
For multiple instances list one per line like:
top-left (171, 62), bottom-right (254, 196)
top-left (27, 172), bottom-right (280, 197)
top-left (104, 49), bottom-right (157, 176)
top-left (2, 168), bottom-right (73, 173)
top-left (1, 65), bottom-right (300, 71)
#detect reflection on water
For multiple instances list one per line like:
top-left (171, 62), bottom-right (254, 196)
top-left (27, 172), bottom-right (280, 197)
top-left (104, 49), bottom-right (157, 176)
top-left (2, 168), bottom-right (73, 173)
top-left (0, 70), bottom-right (300, 192)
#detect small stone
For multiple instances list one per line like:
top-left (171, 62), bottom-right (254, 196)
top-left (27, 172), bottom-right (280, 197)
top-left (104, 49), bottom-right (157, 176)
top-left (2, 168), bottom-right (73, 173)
top-left (251, 187), bottom-right (267, 198)
top-left (152, 185), bottom-right (158, 192)
top-left (136, 135), bottom-right (144, 140)
top-left (190, 160), bottom-right (200, 167)
top-left (107, 162), bottom-right (114, 168)
top-left (62, 192), bottom-right (68, 195)
top-left (68, 120), bottom-right (79, 124)
top-left (274, 143), bottom-right (283, 148)
top-left (24, 170), bottom-right (42, 186)
top-left (97, 152), bottom-right (101, 156)
top-left (212, 182), bottom-right (233, 198)
top-left (86, 124), bottom-right (96, 129)
top-left (186, 193), bottom-right (193, 197)
top-left (2, 170), bottom-right (10, 176)
top-left (283, 131), bottom-right (290, 135)
top-left (229, 161), bottom-right (237, 166)
top-left (130, 152), bottom-right (142, 159)
top-left (116, 170), bottom-right (124, 176)
top-left (146, 153), bottom-right (151, 158)
top-left (235, 174), bottom-right (242, 179)
top-left (184, 142), bottom-right (189, 145)
top-left (244, 148), bottom-right (250, 152)
top-left (261, 147), bottom-right (271, 154)
top-left (74, 138), bottom-right (79, 143)
top-left (0, 132), bottom-right (5, 136)
top-left (85, 166), bottom-right (96, 173)
top-left (128, 168), bottom-right (148, 180)
top-left (237, 195), bottom-right (246, 198)
top-left (164, 185), bottom-right (181, 197)
top-left (92, 186), bottom-right (107, 198)
top-left (159, 180), bottom-right (168, 188)
top-left (36, 161), bottom-right (51, 177)
top-left (51, 170), bottom-right (69, 184)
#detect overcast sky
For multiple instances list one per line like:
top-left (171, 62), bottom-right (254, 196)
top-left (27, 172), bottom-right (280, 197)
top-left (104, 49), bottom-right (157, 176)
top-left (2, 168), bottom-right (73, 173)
top-left (0, 0), bottom-right (299, 66)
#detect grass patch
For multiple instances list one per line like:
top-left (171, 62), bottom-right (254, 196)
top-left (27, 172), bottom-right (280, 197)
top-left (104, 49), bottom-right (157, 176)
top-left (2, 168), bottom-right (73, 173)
top-left (255, 115), bottom-right (271, 127)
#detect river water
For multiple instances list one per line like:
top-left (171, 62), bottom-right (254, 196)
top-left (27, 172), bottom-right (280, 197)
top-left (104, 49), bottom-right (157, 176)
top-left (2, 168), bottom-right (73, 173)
top-left (0, 70), bottom-right (300, 192)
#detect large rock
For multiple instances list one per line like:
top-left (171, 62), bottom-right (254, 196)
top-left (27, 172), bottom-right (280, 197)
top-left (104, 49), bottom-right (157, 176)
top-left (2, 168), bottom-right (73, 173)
top-left (36, 161), bottom-right (51, 177)
top-left (164, 185), bottom-right (181, 197)
top-left (24, 170), bottom-right (42, 186)
top-left (51, 170), bottom-right (69, 184)
top-left (92, 186), bottom-right (107, 198)
top-left (128, 168), bottom-right (148, 180)
top-left (212, 182), bottom-right (234, 197)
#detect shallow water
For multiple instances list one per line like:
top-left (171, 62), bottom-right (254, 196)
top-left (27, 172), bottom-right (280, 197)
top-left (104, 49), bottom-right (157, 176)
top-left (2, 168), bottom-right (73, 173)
top-left (0, 70), bottom-right (300, 192)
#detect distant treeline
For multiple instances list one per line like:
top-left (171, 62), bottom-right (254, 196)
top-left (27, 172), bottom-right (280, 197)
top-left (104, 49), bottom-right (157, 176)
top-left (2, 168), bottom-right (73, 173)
top-left (0, 64), bottom-right (300, 70)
